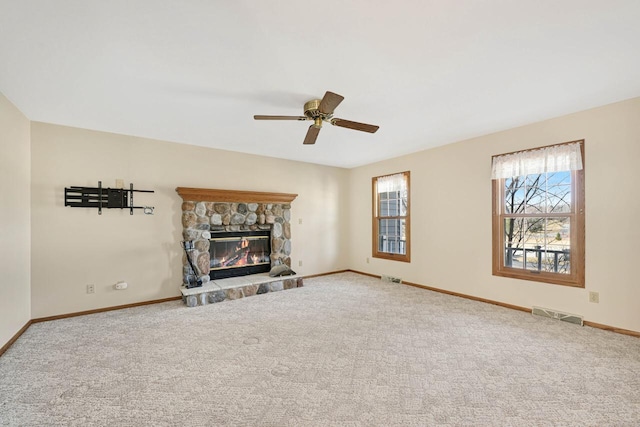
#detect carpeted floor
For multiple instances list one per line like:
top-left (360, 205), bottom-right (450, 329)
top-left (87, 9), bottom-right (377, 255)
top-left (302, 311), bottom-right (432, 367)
top-left (1, 272), bottom-right (639, 426)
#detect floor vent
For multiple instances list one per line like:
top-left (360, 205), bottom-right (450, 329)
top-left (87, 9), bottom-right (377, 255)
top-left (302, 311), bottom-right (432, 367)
top-left (381, 275), bottom-right (402, 284)
top-left (532, 306), bottom-right (583, 326)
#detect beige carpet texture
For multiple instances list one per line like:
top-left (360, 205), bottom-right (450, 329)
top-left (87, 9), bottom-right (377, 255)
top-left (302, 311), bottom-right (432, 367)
top-left (1, 272), bottom-right (639, 426)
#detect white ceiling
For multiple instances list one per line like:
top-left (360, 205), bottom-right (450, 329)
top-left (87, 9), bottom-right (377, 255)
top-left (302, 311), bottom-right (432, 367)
top-left (1, 1), bottom-right (640, 168)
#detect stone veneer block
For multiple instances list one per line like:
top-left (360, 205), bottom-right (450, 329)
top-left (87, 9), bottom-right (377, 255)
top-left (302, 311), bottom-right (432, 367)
top-left (186, 295), bottom-right (198, 308)
top-left (269, 281), bottom-right (284, 292)
top-left (226, 288), bottom-right (243, 300)
top-left (208, 291), bottom-right (226, 304)
top-left (243, 284), bottom-right (259, 297)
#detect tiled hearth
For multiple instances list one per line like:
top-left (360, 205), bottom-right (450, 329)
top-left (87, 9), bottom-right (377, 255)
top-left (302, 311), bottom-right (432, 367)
top-left (180, 273), bottom-right (303, 307)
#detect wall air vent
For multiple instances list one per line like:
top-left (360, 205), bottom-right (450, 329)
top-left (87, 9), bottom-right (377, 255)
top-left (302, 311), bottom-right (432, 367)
top-left (532, 306), bottom-right (583, 326)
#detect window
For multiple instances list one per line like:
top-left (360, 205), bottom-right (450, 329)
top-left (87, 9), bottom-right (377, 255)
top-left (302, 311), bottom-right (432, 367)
top-left (373, 171), bottom-right (410, 262)
top-left (492, 141), bottom-right (585, 287)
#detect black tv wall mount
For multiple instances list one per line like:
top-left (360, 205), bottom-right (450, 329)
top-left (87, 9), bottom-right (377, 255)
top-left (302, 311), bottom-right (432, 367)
top-left (64, 181), bottom-right (154, 215)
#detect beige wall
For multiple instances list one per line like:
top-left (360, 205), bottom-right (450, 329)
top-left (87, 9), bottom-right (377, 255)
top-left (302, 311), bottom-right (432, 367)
top-left (30, 123), bottom-right (349, 318)
top-left (0, 93), bottom-right (31, 347)
top-left (349, 97), bottom-right (640, 333)
top-left (7, 93), bottom-right (640, 340)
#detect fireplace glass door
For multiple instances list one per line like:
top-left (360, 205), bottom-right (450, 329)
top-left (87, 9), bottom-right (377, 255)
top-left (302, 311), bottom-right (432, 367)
top-left (209, 230), bottom-right (271, 279)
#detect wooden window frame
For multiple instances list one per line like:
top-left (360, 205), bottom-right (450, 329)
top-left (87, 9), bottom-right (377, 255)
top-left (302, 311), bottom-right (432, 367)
top-left (492, 140), bottom-right (585, 287)
top-left (372, 171), bottom-right (411, 263)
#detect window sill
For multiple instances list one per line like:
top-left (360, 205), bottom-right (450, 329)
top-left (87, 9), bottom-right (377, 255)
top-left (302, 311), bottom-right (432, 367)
top-left (493, 268), bottom-right (584, 288)
top-left (373, 252), bottom-right (411, 263)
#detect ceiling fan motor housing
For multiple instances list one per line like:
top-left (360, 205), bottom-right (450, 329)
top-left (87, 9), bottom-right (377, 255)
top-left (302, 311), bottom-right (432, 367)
top-left (303, 99), bottom-right (324, 119)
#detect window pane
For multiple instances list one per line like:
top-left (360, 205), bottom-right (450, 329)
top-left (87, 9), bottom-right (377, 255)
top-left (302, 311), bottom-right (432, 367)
top-left (503, 217), bottom-right (570, 274)
top-left (399, 191), bottom-right (408, 216)
top-left (548, 171), bottom-right (570, 186)
top-left (378, 218), bottom-right (406, 255)
top-left (504, 177), bottom-right (513, 189)
top-left (525, 173), bottom-right (546, 191)
top-left (524, 174), bottom-right (546, 214)
top-left (547, 194), bottom-right (571, 213)
top-left (525, 192), bottom-right (545, 214)
top-left (380, 199), bottom-right (389, 216)
top-left (504, 177), bottom-right (525, 214)
top-left (547, 171), bottom-right (571, 213)
top-left (388, 193), bottom-right (398, 216)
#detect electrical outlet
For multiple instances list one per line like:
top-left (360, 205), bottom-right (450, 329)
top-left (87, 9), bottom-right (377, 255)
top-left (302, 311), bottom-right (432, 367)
top-left (86, 284), bottom-right (95, 294)
top-left (298, 218), bottom-right (302, 224)
top-left (298, 260), bottom-right (303, 267)
top-left (589, 291), bottom-right (599, 303)
top-left (366, 257), bottom-right (370, 264)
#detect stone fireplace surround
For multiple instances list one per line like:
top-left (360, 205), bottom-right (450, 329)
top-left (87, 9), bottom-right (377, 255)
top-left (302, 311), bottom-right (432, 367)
top-left (176, 187), bottom-right (303, 307)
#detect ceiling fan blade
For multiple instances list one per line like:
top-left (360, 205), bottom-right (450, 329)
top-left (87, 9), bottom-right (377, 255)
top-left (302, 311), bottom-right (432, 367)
top-left (254, 115), bottom-right (307, 121)
top-left (318, 91), bottom-right (344, 115)
top-left (303, 125), bottom-right (321, 145)
top-left (331, 118), bottom-right (379, 133)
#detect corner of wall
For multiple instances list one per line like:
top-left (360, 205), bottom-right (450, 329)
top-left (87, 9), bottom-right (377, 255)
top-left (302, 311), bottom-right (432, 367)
top-left (0, 91), bottom-right (31, 350)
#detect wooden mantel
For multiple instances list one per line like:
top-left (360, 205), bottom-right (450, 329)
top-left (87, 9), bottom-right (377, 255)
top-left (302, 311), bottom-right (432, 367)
top-left (176, 187), bottom-right (298, 204)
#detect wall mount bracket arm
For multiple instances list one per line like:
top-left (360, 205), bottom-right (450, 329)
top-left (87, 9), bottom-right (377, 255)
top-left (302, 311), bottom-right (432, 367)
top-left (64, 181), bottom-right (154, 215)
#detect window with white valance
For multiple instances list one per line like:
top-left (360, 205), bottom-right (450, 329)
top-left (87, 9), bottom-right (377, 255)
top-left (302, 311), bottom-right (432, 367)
top-left (491, 142), bottom-right (583, 179)
top-left (372, 171), bottom-right (410, 262)
top-left (491, 140), bottom-right (585, 287)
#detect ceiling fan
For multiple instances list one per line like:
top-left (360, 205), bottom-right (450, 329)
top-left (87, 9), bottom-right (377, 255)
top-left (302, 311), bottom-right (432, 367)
top-left (253, 91), bottom-right (379, 145)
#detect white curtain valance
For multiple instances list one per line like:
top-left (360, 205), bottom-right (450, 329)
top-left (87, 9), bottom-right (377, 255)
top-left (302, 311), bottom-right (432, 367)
top-left (491, 142), bottom-right (583, 179)
top-left (377, 173), bottom-right (407, 193)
